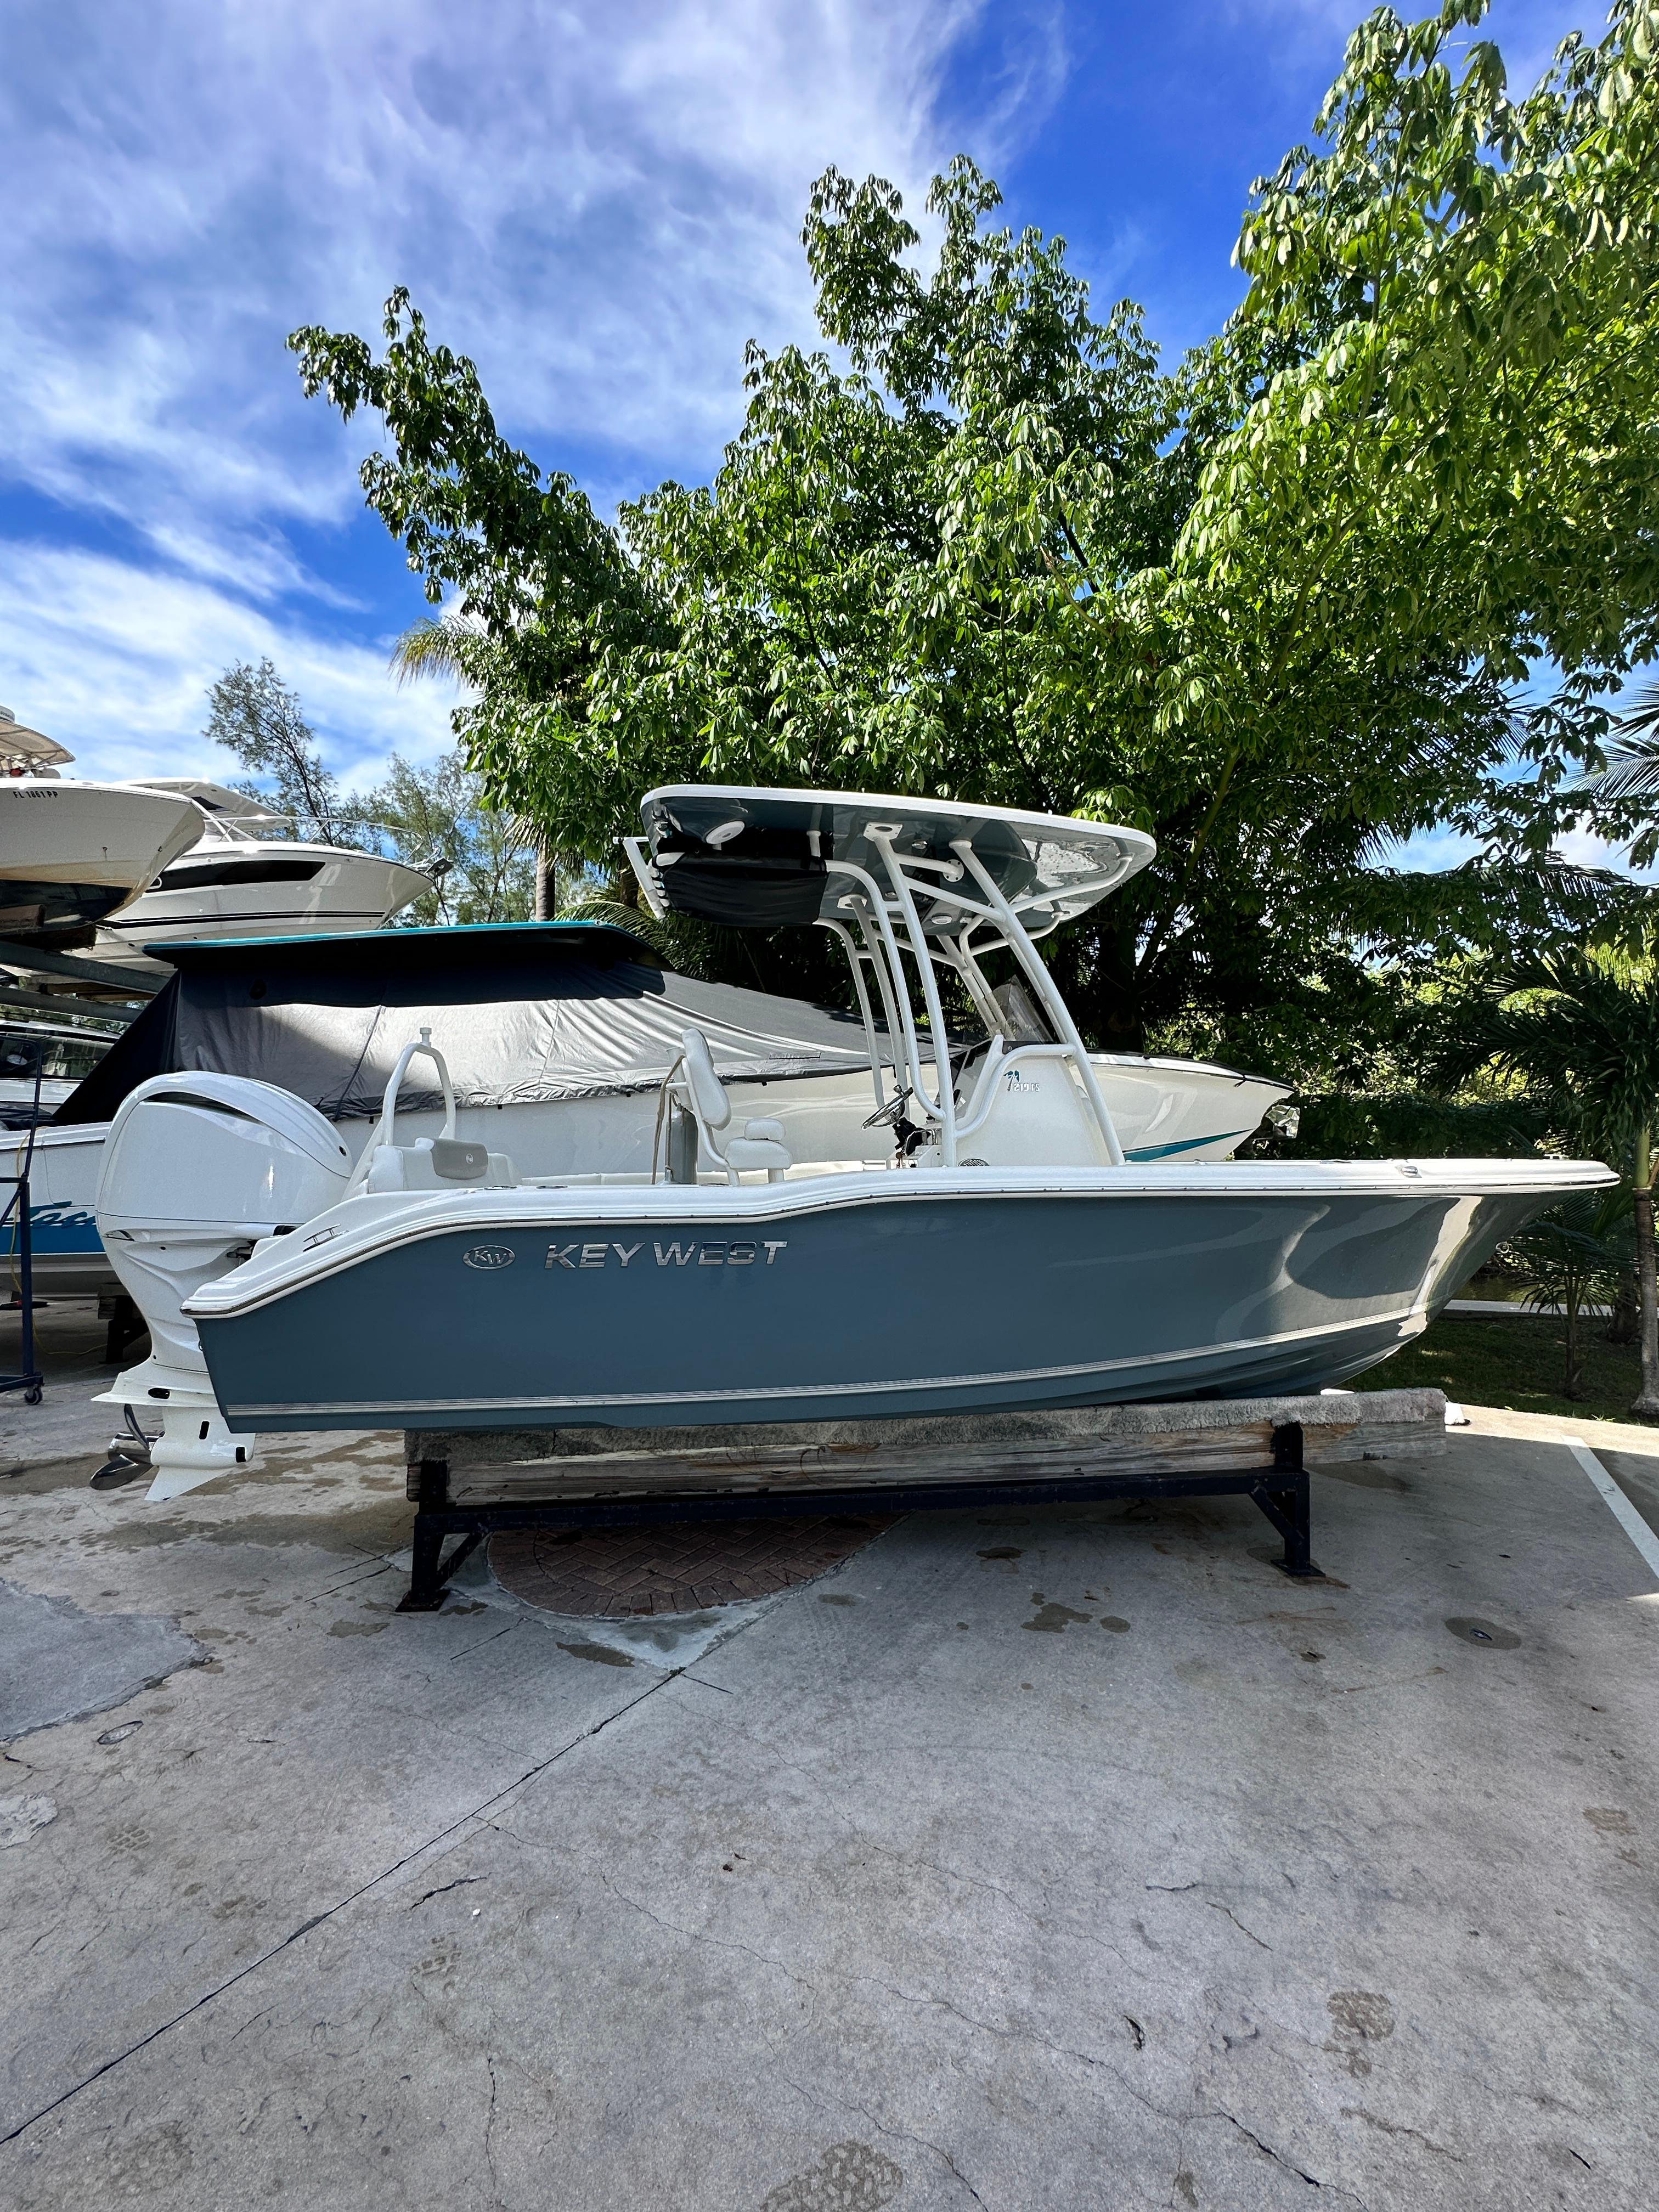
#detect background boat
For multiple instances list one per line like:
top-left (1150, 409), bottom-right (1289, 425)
top-left (79, 780), bottom-right (433, 973)
top-left (13, 922), bottom-right (1289, 1295)
top-left (0, 711), bottom-right (203, 941)
top-left (0, 1018), bottom-right (115, 1128)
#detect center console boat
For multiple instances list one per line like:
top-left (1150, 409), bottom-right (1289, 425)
top-left (0, 710), bottom-right (202, 940)
top-left (88, 788), bottom-right (1612, 1496)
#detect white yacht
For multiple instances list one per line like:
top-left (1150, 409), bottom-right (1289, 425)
top-left (83, 780), bottom-right (433, 971)
top-left (0, 710), bottom-right (202, 940)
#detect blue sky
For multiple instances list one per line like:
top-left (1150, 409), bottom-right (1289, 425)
top-left (0, 0), bottom-right (1601, 849)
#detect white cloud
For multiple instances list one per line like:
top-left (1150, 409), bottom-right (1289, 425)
top-left (1553, 819), bottom-right (1656, 882)
top-left (0, 0), bottom-right (1060, 781)
top-left (0, 1), bottom-right (1050, 565)
top-left (1378, 817), bottom-right (1654, 883)
top-left (0, 546), bottom-right (458, 788)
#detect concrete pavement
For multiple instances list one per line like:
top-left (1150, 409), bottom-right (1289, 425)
top-left (2, 1303), bottom-right (1655, 2209)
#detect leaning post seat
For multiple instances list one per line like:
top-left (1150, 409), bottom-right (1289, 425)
top-left (675, 1028), bottom-right (792, 1184)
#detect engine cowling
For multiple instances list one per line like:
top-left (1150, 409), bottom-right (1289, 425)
top-left (94, 1074), bottom-right (350, 1497)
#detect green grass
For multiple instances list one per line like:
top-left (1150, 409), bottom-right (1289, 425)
top-left (1352, 1311), bottom-right (1646, 1424)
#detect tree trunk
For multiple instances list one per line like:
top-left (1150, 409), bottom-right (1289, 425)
top-left (534, 847), bottom-right (553, 921)
top-left (1632, 1125), bottom-right (1659, 1420)
top-left (1564, 1289), bottom-right (1584, 1402)
top-left (1607, 1271), bottom-right (1638, 1346)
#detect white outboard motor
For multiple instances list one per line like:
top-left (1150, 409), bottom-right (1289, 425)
top-left (94, 1073), bottom-right (351, 1500)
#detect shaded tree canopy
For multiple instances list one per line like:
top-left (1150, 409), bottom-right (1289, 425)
top-left (290, 0), bottom-right (1659, 1062)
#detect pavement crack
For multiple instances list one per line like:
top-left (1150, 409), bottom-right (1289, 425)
top-left (1206, 1900), bottom-right (1272, 1950)
top-left (483, 2056), bottom-right (504, 2205)
top-left (0, 1668), bottom-right (680, 2146)
top-left (850, 1974), bottom-right (1164, 2112)
top-left (595, 1871), bottom-right (815, 1993)
top-left (1339, 2107), bottom-right (1463, 2161)
top-left (933, 2141), bottom-right (989, 2208)
top-left (411, 1875), bottom-right (486, 1910)
top-left (1147, 1880), bottom-right (1273, 1949)
top-left (1205, 2109), bottom-right (1367, 2202)
top-left (785, 2074), bottom-right (988, 2210)
top-left (1214, 2110), bottom-right (1321, 2185)
top-left (449, 1619), bottom-right (521, 1663)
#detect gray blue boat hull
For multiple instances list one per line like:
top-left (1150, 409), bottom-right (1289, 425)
top-left (193, 1180), bottom-right (1549, 1432)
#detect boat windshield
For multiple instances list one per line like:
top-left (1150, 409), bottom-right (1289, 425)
top-left (633, 785), bottom-right (1158, 1170)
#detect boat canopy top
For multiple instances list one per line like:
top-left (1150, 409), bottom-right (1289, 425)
top-left (631, 785), bottom-right (1160, 1171)
top-left (0, 709), bottom-right (73, 770)
top-left (131, 777), bottom-right (287, 827)
top-left (51, 921), bottom-right (890, 1128)
top-left (633, 786), bottom-right (1155, 940)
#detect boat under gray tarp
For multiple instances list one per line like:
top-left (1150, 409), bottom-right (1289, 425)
top-left (13, 923), bottom-right (893, 1291)
top-left (52, 921), bottom-right (882, 1125)
top-left (15, 921), bottom-right (1289, 1293)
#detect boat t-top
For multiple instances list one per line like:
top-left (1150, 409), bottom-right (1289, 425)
top-left (627, 787), bottom-right (1159, 1171)
top-left (90, 786), bottom-right (1612, 1494)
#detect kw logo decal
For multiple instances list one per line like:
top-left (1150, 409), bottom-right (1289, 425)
top-left (462, 1244), bottom-right (516, 1271)
top-left (544, 1239), bottom-right (787, 1270)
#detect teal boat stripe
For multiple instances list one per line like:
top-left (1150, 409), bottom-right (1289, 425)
top-left (1125, 1129), bottom-right (1250, 1161)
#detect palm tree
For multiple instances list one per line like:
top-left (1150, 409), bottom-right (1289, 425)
top-left (1505, 1190), bottom-right (1628, 1401)
top-left (1579, 681), bottom-right (1659, 870)
top-left (1453, 947), bottom-right (1659, 1419)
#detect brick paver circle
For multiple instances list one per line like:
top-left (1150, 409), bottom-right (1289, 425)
top-left (489, 1513), bottom-right (895, 1618)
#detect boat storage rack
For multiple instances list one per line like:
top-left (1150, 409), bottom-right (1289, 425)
top-left (397, 1389), bottom-right (1447, 1613)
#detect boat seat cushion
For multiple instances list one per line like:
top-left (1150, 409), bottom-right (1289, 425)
top-left (725, 1135), bottom-right (792, 1175)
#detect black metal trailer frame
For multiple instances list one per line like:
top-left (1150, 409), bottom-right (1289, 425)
top-left (1, 1169), bottom-right (42, 1405)
top-left (2, 1046), bottom-right (46, 1406)
top-left (396, 1419), bottom-right (1317, 1612)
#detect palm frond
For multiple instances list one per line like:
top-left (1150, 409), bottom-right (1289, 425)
top-left (391, 618), bottom-right (492, 688)
top-left (1341, 854), bottom-right (1645, 952)
top-left (1581, 727), bottom-right (1659, 805)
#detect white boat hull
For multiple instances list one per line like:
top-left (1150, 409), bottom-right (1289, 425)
top-left (0, 779), bottom-right (201, 934)
top-left (86, 844), bottom-right (432, 968)
top-left (186, 1159), bottom-right (1615, 1430)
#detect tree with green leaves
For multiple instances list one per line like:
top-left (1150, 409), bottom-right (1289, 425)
top-left (290, 0), bottom-right (1659, 1073)
top-left (206, 658), bottom-right (535, 926)
top-left (207, 657), bottom-right (364, 848)
top-left (354, 748), bottom-right (535, 926)
top-left (1579, 676), bottom-right (1659, 866)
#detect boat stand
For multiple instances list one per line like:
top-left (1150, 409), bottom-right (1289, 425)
top-left (390, 1397), bottom-right (1443, 1612)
